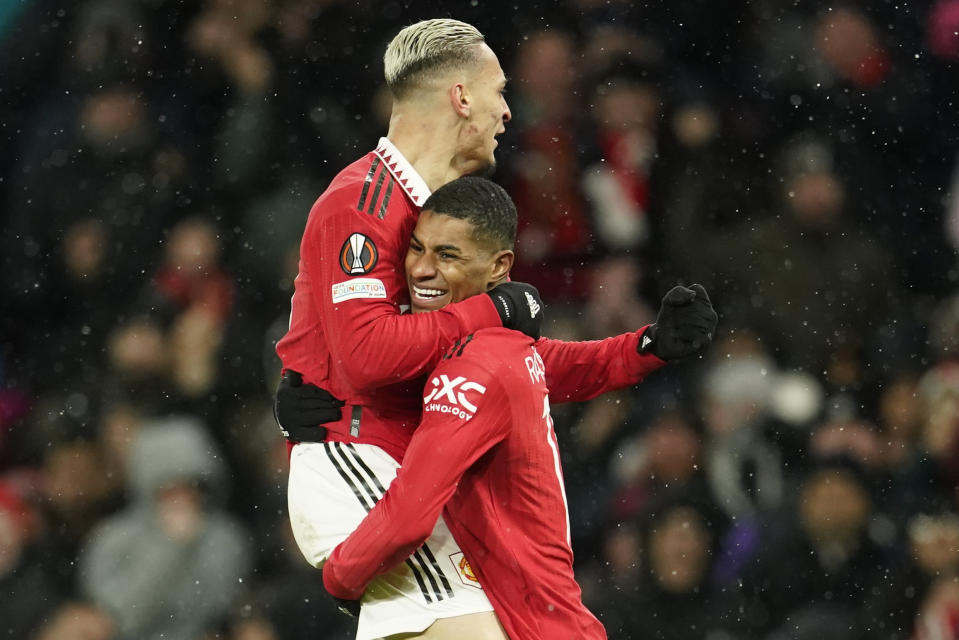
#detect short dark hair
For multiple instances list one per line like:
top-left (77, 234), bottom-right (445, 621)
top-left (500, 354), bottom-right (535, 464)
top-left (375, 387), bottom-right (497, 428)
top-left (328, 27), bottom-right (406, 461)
top-left (421, 177), bottom-right (517, 250)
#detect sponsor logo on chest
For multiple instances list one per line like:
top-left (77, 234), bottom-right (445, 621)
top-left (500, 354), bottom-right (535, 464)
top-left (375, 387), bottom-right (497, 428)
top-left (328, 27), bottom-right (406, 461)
top-left (423, 374), bottom-right (487, 421)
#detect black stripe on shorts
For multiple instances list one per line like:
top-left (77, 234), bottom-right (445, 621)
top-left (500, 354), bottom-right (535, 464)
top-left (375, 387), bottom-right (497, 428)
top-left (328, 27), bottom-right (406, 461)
top-left (326, 442), bottom-right (451, 604)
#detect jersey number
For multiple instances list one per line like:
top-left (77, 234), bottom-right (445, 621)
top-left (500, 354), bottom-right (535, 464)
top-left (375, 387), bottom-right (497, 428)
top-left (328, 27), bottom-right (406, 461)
top-left (543, 396), bottom-right (572, 546)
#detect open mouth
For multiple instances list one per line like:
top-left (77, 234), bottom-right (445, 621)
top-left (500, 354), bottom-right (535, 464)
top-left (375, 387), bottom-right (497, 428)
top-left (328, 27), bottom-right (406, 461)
top-left (411, 284), bottom-right (448, 304)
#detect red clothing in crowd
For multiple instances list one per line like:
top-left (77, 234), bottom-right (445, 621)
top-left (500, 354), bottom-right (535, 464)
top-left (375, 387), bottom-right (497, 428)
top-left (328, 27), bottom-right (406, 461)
top-left (152, 265), bottom-right (234, 324)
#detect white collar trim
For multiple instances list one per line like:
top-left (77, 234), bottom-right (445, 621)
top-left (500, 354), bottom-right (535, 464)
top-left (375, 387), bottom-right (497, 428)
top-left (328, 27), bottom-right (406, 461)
top-left (374, 137), bottom-right (432, 207)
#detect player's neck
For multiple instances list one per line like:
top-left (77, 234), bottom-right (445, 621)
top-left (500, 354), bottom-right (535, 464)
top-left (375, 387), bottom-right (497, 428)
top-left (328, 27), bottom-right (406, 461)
top-left (387, 111), bottom-right (461, 192)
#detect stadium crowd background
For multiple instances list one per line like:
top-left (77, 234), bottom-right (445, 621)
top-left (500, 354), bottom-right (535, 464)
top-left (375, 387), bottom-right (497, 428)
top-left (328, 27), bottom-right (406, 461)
top-left (1, 0), bottom-right (959, 638)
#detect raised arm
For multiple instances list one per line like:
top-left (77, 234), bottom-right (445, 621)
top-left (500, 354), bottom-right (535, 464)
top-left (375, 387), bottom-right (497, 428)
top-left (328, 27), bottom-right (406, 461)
top-left (539, 283), bottom-right (718, 403)
top-left (538, 327), bottom-right (666, 403)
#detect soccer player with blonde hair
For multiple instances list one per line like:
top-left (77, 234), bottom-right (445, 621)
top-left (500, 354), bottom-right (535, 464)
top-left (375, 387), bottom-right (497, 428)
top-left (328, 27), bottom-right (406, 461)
top-left (276, 18), bottom-right (716, 640)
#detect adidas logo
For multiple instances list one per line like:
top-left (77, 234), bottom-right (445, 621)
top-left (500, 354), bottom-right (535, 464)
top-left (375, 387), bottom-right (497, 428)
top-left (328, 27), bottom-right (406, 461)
top-left (641, 334), bottom-right (653, 349)
top-left (524, 291), bottom-right (541, 318)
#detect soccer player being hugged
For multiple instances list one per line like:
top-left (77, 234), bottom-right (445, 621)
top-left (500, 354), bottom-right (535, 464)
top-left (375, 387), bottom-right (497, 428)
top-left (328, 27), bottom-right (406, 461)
top-left (321, 176), bottom-right (716, 640)
top-left (275, 18), bottom-right (717, 640)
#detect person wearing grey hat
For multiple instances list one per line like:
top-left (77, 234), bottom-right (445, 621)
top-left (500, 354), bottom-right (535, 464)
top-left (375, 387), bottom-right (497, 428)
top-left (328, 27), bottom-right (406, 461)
top-left (78, 416), bottom-right (251, 640)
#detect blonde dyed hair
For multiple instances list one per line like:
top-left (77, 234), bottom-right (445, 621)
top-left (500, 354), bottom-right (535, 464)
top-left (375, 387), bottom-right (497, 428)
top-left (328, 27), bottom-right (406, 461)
top-left (384, 19), bottom-right (486, 99)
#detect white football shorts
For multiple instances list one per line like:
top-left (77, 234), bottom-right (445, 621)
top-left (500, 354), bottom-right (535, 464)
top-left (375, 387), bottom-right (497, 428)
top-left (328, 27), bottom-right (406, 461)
top-left (288, 441), bottom-right (494, 640)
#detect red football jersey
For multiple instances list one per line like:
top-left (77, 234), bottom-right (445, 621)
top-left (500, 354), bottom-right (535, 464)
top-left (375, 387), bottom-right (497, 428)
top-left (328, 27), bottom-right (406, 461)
top-left (276, 138), bottom-right (503, 460)
top-left (324, 328), bottom-right (607, 639)
top-left (276, 138), bottom-right (666, 462)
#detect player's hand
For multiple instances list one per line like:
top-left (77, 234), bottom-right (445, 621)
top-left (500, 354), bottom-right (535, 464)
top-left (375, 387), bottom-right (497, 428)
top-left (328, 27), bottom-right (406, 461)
top-left (639, 284), bottom-right (717, 360)
top-left (486, 281), bottom-right (544, 340)
top-left (322, 566), bottom-right (361, 617)
top-left (274, 370), bottom-right (344, 442)
top-left (334, 597), bottom-right (360, 617)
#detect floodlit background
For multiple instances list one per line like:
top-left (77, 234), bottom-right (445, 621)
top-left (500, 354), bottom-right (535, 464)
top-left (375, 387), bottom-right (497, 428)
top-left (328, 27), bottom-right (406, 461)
top-left (1, 1), bottom-right (958, 638)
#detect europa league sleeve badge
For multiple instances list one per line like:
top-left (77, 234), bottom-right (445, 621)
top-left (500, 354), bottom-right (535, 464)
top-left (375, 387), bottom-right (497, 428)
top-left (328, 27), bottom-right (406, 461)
top-left (339, 233), bottom-right (379, 275)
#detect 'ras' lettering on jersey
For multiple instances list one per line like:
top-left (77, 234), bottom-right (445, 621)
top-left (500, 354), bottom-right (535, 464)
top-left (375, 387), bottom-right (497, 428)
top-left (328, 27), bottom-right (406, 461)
top-left (423, 374), bottom-right (486, 421)
top-left (525, 348), bottom-right (546, 385)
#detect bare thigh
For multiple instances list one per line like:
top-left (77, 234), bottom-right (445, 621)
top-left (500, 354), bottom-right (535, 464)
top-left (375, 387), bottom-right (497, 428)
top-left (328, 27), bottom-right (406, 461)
top-left (387, 612), bottom-right (509, 640)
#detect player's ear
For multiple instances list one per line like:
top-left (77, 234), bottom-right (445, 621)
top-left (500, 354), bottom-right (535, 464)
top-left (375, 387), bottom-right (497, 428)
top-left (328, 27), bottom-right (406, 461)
top-left (487, 249), bottom-right (514, 287)
top-left (450, 82), bottom-right (471, 118)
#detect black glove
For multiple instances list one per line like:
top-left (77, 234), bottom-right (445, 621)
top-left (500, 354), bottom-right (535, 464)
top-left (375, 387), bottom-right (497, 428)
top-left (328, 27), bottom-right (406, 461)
top-left (486, 281), bottom-right (544, 340)
top-left (334, 597), bottom-right (360, 618)
top-left (273, 370), bottom-right (344, 442)
top-left (640, 284), bottom-right (718, 360)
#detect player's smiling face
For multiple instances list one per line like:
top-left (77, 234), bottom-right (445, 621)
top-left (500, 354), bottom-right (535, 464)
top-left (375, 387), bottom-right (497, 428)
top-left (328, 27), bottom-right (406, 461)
top-left (405, 210), bottom-right (510, 314)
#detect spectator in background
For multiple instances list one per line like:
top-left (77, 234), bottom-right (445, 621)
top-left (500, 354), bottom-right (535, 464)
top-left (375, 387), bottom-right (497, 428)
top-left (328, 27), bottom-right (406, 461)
top-left (910, 363), bottom-right (959, 509)
top-left (927, 0), bottom-right (959, 61)
top-left (5, 79), bottom-right (189, 293)
top-left (875, 372), bottom-right (928, 519)
top-left (913, 575), bottom-right (959, 640)
top-left (577, 407), bottom-right (712, 613)
top-left (597, 488), bottom-right (737, 639)
top-left (504, 28), bottom-right (595, 301)
top-left (545, 269), bottom-right (658, 550)
top-left (142, 216), bottom-right (234, 399)
top-left (653, 84), bottom-right (760, 297)
top-left (101, 316), bottom-right (170, 414)
top-left (691, 338), bottom-right (792, 591)
top-left (1, 76), bottom-right (196, 393)
top-left (79, 415), bottom-right (251, 640)
top-left (39, 437), bottom-right (120, 585)
top-left (184, 0), bottom-right (277, 204)
top-left (699, 340), bottom-right (785, 521)
top-left (218, 380), bottom-right (357, 640)
top-left (32, 601), bottom-right (117, 640)
top-left (228, 519), bottom-right (358, 640)
top-left (605, 408), bottom-right (707, 527)
top-left (809, 418), bottom-right (885, 479)
top-left (76, 216), bottom-right (236, 416)
top-left (0, 476), bottom-right (67, 638)
top-left (740, 455), bottom-right (899, 639)
top-left (184, 0), bottom-right (274, 98)
top-left (580, 57), bottom-right (661, 253)
top-left (0, 374), bottom-right (31, 471)
top-left (94, 400), bottom-right (146, 491)
top-left (748, 2), bottom-right (952, 295)
top-left (906, 512), bottom-right (959, 639)
top-left (144, 216), bottom-right (235, 327)
top-left (24, 218), bottom-right (116, 389)
top-left (663, 132), bottom-right (897, 371)
top-left (6, 393), bottom-right (123, 594)
top-left (582, 256), bottom-right (656, 341)
top-left (928, 292), bottom-right (959, 364)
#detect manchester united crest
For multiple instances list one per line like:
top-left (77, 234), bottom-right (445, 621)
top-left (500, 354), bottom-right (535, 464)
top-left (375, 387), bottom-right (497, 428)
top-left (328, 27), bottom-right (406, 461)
top-left (339, 233), bottom-right (378, 275)
top-left (449, 551), bottom-right (482, 589)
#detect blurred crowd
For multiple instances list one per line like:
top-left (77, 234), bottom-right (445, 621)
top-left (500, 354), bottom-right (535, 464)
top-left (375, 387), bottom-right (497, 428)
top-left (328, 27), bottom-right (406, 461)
top-left (1, 0), bottom-right (958, 638)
